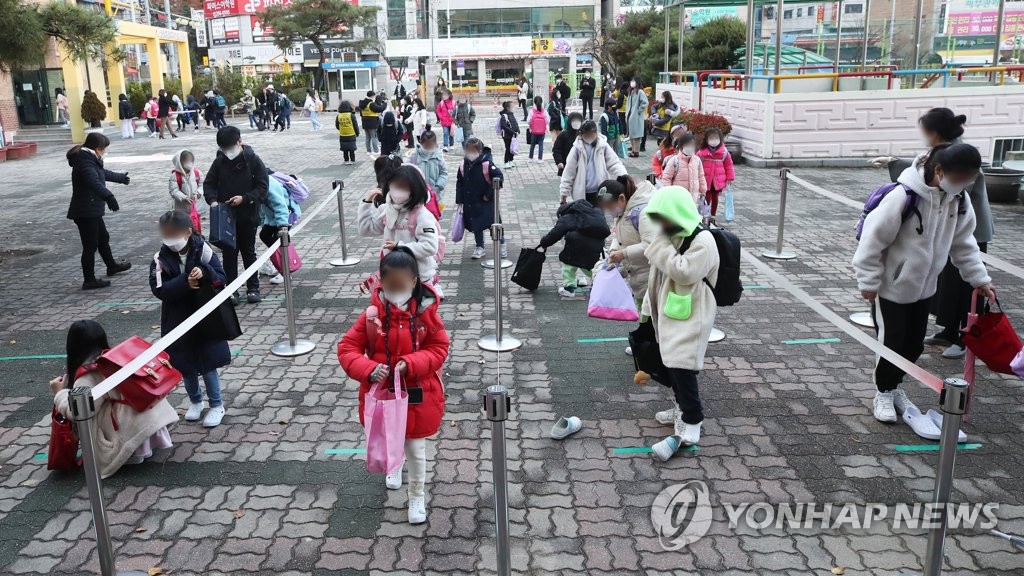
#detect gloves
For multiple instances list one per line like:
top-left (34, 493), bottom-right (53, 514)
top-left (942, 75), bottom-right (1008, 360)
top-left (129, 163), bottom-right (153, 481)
top-left (106, 196), bottom-right (120, 212)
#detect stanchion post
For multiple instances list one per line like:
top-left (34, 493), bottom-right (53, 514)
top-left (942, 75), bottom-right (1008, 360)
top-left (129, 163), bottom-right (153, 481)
top-left (482, 176), bottom-right (512, 270)
top-left (478, 223), bottom-right (522, 352)
top-left (762, 168), bottom-right (797, 260)
top-left (69, 387), bottom-right (148, 576)
top-left (330, 179), bottom-right (360, 267)
top-left (484, 385), bottom-right (512, 576)
top-left (922, 377), bottom-right (970, 576)
top-left (271, 229), bottom-right (316, 357)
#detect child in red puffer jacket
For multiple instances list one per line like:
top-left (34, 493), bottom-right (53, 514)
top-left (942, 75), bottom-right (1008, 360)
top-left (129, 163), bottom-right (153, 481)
top-left (696, 127), bottom-right (735, 217)
top-left (337, 247), bottom-right (449, 525)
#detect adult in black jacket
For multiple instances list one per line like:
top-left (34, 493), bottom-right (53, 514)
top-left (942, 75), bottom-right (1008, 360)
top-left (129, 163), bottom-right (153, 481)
top-left (203, 126), bottom-right (269, 304)
top-left (579, 72), bottom-right (597, 120)
top-left (157, 89), bottom-right (177, 139)
top-left (552, 112), bottom-right (584, 177)
top-left (66, 133), bottom-right (132, 290)
top-left (498, 101), bottom-right (520, 167)
top-left (357, 91), bottom-right (387, 154)
top-left (553, 75), bottom-right (571, 112)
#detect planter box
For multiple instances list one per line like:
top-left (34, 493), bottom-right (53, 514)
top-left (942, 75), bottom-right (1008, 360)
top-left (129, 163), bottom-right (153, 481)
top-left (983, 167), bottom-right (1024, 204)
top-left (0, 148), bottom-right (7, 162)
top-left (6, 143), bottom-right (31, 160)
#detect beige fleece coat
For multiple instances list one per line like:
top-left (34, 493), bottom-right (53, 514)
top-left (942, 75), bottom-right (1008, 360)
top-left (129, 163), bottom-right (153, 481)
top-left (609, 181), bottom-right (658, 298)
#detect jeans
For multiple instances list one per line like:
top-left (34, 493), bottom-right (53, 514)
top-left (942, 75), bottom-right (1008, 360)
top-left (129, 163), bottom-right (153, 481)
top-left (872, 297), bottom-right (930, 392)
top-left (74, 217), bottom-right (116, 282)
top-left (309, 110), bottom-right (322, 130)
top-left (222, 221), bottom-right (260, 293)
top-left (58, 109), bottom-right (70, 125)
top-left (667, 368), bottom-right (704, 424)
top-left (215, 110), bottom-right (226, 128)
top-left (519, 98), bottom-right (528, 120)
top-left (528, 132), bottom-right (545, 159)
top-left (442, 125), bottom-right (452, 147)
top-left (147, 118), bottom-right (157, 134)
top-left (248, 112), bottom-right (257, 128)
top-left (365, 128), bottom-right (379, 153)
top-left (560, 264), bottom-right (592, 288)
top-left (183, 369), bottom-right (223, 407)
top-left (473, 229), bottom-right (507, 249)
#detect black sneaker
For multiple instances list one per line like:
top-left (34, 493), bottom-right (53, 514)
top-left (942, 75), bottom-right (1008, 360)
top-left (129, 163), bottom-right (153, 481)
top-left (246, 291), bottom-right (262, 304)
top-left (106, 261), bottom-right (132, 276)
top-left (230, 292), bottom-right (240, 306)
top-left (82, 279), bottom-right (111, 290)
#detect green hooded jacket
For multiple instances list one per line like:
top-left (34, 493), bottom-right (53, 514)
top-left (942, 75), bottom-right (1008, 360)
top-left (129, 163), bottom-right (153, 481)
top-left (643, 185), bottom-right (703, 237)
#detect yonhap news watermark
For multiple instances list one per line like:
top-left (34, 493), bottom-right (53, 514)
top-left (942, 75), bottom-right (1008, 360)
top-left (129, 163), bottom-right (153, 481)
top-left (652, 481), bottom-right (1000, 551)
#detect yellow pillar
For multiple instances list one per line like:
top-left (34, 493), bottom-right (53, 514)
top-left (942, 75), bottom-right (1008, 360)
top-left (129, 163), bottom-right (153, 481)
top-left (177, 40), bottom-right (193, 96)
top-left (85, 56), bottom-right (110, 125)
top-left (106, 51), bottom-right (127, 124)
top-left (61, 54), bottom-right (87, 143)
top-left (147, 38), bottom-right (165, 91)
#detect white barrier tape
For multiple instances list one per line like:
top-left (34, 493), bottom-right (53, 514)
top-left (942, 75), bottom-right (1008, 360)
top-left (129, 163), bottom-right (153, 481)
top-left (788, 172), bottom-right (1024, 282)
top-left (289, 182), bottom-right (340, 236)
top-left (90, 183), bottom-right (342, 400)
top-left (741, 248), bottom-right (945, 394)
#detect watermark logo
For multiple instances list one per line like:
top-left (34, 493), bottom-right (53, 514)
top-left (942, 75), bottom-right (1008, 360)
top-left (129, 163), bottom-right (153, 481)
top-left (650, 481), bottom-right (713, 551)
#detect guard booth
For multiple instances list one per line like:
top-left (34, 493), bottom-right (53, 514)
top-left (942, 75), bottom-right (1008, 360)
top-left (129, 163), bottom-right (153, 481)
top-left (322, 61), bottom-right (380, 111)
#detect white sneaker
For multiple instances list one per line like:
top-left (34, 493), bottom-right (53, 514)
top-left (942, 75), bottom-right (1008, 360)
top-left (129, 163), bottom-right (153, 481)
top-left (471, 247), bottom-right (486, 259)
top-left (408, 486), bottom-right (427, 524)
top-left (625, 346), bottom-right (633, 356)
top-left (576, 275), bottom-right (590, 287)
top-left (680, 421), bottom-right (702, 446)
top-left (500, 246), bottom-right (508, 258)
top-left (873, 391), bottom-right (898, 423)
top-left (269, 274), bottom-right (284, 285)
top-left (651, 436), bottom-right (681, 462)
top-left (386, 469), bottom-right (403, 490)
top-left (891, 388), bottom-right (917, 416)
top-left (558, 286), bottom-right (577, 298)
top-left (260, 262), bottom-right (278, 276)
top-left (925, 409), bottom-right (968, 443)
top-left (673, 411), bottom-right (687, 437)
top-left (942, 344), bottom-right (967, 359)
top-left (184, 402), bottom-right (205, 422)
top-left (655, 406), bottom-right (678, 425)
top-left (203, 405), bottom-right (225, 427)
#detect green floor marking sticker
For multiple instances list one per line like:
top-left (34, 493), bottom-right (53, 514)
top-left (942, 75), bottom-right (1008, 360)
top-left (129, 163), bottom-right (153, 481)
top-left (889, 443), bottom-right (982, 453)
top-left (782, 338), bottom-right (841, 345)
top-left (611, 446), bottom-right (698, 454)
top-left (95, 300), bottom-right (160, 307)
top-left (325, 448), bottom-right (366, 455)
top-left (0, 354), bottom-right (65, 362)
top-left (577, 337), bottom-right (630, 344)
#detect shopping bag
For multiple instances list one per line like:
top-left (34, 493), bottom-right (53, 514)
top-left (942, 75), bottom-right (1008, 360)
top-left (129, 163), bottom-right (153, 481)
top-left (509, 136), bottom-right (520, 155)
top-left (455, 125), bottom-right (464, 144)
top-left (451, 205), bottom-right (465, 243)
top-left (95, 336), bottom-right (182, 412)
top-left (723, 186), bottom-right (735, 222)
top-left (48, 407), bottom-right (80, 471)
top-left (698, 198), bottom-right (712, 219)
top-left (189, 201), bottom-right (203, 235)
top-left (270, 244), bottom-right (302, 274)
top-left (962, 291), bottom-right (1022, 375)
top-left (629, 320), bottom-right (669, 387)
top-left (587, 265), bottom-right (639, 322)
top-left (196, 282), bottom-right (242, 341)
top-left (208, 204), bottom-right (236, 252)
top-left (511, 247), bottom-right (546, 291)
top-left (363, 371), bottom-right (409, 475)
top-left (618, 139), bottom-right (628, 158)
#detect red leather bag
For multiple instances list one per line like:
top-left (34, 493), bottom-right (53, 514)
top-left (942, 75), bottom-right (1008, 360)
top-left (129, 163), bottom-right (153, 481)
top-left (95, 336), bottom-right (182, 412)
top-left (48, 407), bottom-right (80, 471)
top-left (962, 291), bottom-right (1022, 376)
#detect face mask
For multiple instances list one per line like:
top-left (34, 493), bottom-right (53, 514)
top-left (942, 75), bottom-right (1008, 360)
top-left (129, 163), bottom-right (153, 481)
top-left (223, 145), bottom-right (242, 160)
top-left (682, 146), bottom-right (696, 156)
top-left (570, 121), bottom-right (582, 130)
top-left (585, 73), bottom-right (591, 78)
top-left (938, 177), bottom-right (967, 194)
top-left (162, 236), bottom-right (188, 252)
top-left (383, 289), bottom-right (414, 306)
top-left (608, 206), bottom-right (624, 218)
top-left (389, 188), bottom-right (411, 204)
top-left (707, 139), bottom-right (721, 148)
top-left (582, 135), bottom-right (598, 145)
top-left (466, 152), bottom-right (480, 162)
top-left (182, 162), bottom-right (194, 172)
top-left (630, 81), bottom-right (636, 88)
top-left (422, 146), bottom-right (435, 153)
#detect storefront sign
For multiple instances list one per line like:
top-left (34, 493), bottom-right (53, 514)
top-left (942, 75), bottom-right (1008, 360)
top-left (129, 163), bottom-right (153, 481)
top-left (302, 42), bottom-right (357, 63)
top-left (321, 60), bottom-right (379, 69)
top-left (209, 43), bottom-right (303, 65)
top-left (531, 38), bottom-right (572, 55)
top-left (386, 36), bottom-right (531, 58)
top-left (946, 0), bottom-right (1024, 36)
top-left (203, 0), bottom-right (293, 19)
top-left (210, 17), bottom-right (241, 46)
top-left (251, 16), bottom-right (275, 42)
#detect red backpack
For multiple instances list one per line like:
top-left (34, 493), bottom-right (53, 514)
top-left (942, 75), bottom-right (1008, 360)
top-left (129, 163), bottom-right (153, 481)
top-left (529, 109), bottom-right (547, 135)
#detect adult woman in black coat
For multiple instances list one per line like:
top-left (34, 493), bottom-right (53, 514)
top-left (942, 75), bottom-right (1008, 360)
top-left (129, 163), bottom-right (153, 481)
top-left (66, 132), bottom-right (131, 290)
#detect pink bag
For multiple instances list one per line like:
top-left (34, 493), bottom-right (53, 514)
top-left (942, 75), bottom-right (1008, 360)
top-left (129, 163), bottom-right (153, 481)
top-left (270, 244), bottom-right (302, 274)
top-left (587, 265), bottom-right (639, 322)
top-left (363, 371), bottom-right (408, 474)
top-left (451, 205), bottom-right (465, 243)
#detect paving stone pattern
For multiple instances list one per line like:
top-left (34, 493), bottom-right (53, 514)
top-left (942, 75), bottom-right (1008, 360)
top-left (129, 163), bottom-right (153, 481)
top-left (1, 117), bottom-right (1023, 575)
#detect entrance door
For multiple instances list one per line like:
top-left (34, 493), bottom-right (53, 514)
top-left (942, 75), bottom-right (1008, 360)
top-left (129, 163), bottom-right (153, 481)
top-left (12, 70), bottom-right (52, 126)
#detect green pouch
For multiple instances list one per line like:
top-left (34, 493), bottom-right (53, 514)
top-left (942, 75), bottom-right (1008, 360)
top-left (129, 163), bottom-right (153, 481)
top-left (664, 291), bottom-right (692, 321)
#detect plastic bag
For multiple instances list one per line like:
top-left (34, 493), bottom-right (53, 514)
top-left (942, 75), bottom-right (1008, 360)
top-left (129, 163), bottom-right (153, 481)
top-left (451, 205), bottom-right (465, 243)
top-left (587, 265), bottom-right (639, 322)
top-left (724, 186), bottom-right (735, 222)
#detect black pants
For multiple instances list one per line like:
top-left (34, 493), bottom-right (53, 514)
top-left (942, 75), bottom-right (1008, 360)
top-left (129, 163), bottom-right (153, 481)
top-left (343, 150), bottom-right (356, 161)
top-left (519, 99), bottom-right (528, 120)
top-left (872, 297), bottom-right (930, 392)
top-left (503, 134), bottom-right (514, 163)
top-left (74, 217), bottom-right (116, 282)
top-left (260, 225), bottom-right (282, 249)
top-left (223, 221), bottom-right (260, 293)
top-left (667, 368), bottom-right (704, 424)
top-left (581, 97), bottom-right (593, 119)
top-left (932, 242), bottom-right (988, 344)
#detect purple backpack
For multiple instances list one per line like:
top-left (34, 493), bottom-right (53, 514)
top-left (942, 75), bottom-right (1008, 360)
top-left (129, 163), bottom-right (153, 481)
top-left (271, 172), bottom-right (311, 203)
top-left (855, 182), bottom-right (921, 240)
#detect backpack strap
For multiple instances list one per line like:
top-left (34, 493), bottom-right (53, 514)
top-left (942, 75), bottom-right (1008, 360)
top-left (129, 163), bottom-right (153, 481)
top-left (678, 225), bottom-right (715, 291)
top-left (193, 167), bottom-right (201, 186)
top-left (482, 160), bottom-right (491, 184)
top-left (627, 203), bottom-right (646, 231)
top-left (175, 171), bottom-right (182, 189)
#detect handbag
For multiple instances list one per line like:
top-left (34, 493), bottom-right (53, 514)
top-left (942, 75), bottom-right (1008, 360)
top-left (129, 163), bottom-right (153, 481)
top-left (455, 125), bottom-right (464, 144)
top-left (509, 136), bottom-right (520, 155)
top-left (723, 186), bottom-right (735, 222)
top-left (94, 336), bottom-right (182, 412)
top-left (588, 265), bottom-right (639, 322)
top-left (451, 205), bottom-right (465, 243)
top-left (629, 320), bottom-right (669, 387)
top-left (962, 291), bottom-right (1022, 375)
top-left (208, 204), bottom-right (236, 251)
top-left (270, 244), bottom-right (302, 274)
top-left (48, 407), bottom-right (80, 471)
top-left (511, 247), bottom-right (546, 291)
top-left (189, 201), bottom-right (203, 235)
top-left (197, 281), bottom-right (243, 341)
top-left (363, 371), bottom-right (409, 475)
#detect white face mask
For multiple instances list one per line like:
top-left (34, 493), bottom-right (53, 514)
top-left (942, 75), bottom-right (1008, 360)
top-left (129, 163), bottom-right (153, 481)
top-left (630, 81), bottom-right (636, 88)
top-left (706, 139), bottom-right (721, 148)
top-left (582, 135), bottom-right (598, 145)
top-left (682, 146), bottom-right (696, 156)
top-left (938, 177), bottom-right (967, 194)
top-left (585, 73), bottom-right (591, 78)
top-left (162, 236), bottom-right (188, 252)
top-left (570, 121), bottom-right (582, 130)
top-left (182, 162), bottom-right (194, 172)
top-left (388, 188), bottom-right (411, 204)
top-left (383, 289), bottom-right (414, 306)
top-left (466, 152), bottom-right (480, 162)
top-left (222, 145), bottom-right (242, 160)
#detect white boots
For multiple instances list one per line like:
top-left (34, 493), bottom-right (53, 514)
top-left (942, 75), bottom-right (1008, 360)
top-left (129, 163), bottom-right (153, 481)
top-left (382, 438), bottom-right (428, 524)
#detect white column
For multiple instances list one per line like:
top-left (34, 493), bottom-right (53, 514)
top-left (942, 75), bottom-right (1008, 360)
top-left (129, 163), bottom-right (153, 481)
top-left (477, 58), bottom-right (486, 94)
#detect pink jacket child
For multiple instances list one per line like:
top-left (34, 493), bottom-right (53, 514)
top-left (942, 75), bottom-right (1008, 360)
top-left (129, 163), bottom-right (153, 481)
top-left (697, 141), bottom-right (735, 193)
top-left (435, 98), bottom-right (455, 128)
top-left (659, 150), bottom-right (707, 203)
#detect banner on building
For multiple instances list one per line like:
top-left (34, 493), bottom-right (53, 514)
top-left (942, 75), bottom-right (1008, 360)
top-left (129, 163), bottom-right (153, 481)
top-left (251, 16), bottom-right (275, 42)
top-left (204, 0), bottom-right (293, 19)
top-left (945, 0), bottom-right (1024, 37)
top-left (210, 17), bottom-right (241, 46)
top-left (531, 38), bottom-right (572, 55)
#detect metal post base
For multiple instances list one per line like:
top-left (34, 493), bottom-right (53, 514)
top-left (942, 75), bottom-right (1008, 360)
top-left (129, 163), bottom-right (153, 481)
top-left (330, 256), bottom-right (361, 267)
top-left (118, 572), bottom-right (152, 575)
top-left (478, 335), bottom-right (522, 352)
top-left (761, 251), bottom-right (797, 260)
top-left (271, 340), bottom-right (316, 357)
top-left (709, 327), bottom-right (726, 343)
top-left (850, 311), bottom-right (874, 328)
top-left (481, 259), bottom-right (513, 270)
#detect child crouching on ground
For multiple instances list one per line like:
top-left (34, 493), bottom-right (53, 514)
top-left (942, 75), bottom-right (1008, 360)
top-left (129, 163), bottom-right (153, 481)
top-left (337, 248), bottom-right (450, 524)
top-left (538, 198), bottom-right (610, 298)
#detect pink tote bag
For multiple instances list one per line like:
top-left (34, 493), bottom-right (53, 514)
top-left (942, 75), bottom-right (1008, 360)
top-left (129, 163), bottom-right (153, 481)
top-left (270, 244), bottom-right (302, 274)
top-left (587, 265), bottom-right (639, 322)
top-left (363, 371), bottom-right (409, 474)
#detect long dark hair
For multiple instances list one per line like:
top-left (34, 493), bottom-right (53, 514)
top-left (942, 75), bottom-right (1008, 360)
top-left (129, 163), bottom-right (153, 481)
top-left (65, 320), bottom-right (110, 387)
top-left (374, 154), bottom-right (404, 188)
top-left (385, 165), bottom-right (430, 210)
top-left (533, 96), bottom-right (543, 110)
top-left (919, 108), bottom-right (967, 143)
top-left (66, 132), bottom-right (112, 162)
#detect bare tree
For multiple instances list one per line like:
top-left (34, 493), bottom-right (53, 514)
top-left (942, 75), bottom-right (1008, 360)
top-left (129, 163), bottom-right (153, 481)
top-left (582, 19), bottom-right (617, 78)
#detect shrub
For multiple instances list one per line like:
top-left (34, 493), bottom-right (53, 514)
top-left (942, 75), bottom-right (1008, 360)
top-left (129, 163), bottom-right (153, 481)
top-left (81, 91), bottom-right (107, 126)
top-left (670, 109), bottom-right (732, 144)
top-left (127, 81), bottom-right (152, 116)
top-left (288, 88), bottom-right (309, 109)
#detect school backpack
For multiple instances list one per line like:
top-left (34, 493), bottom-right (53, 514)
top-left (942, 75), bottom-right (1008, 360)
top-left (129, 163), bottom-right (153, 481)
top-left (458, 159), bottom-right (492, 185)
top-left (270, 172), bottom-right (311, 203)
top-left (529, 110), bottom-right (547, 135)
top-left (601, 112), bottom-right (620, 140)
top-left (626, 204), bottom-right (647, 231)
top-left (680, 224), bottom-right (742, 307)
top-left (174, 168), bottom-right (201, 189)
top-left (387, 205), bottom-right (446, 262)
top-left (855, 182), bottom-right (919, 240)
top-left (215, 95), bottom-right (226, 108)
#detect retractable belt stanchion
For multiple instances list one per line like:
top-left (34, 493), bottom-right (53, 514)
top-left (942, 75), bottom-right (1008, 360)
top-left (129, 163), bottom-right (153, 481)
top-left (484, 385), bottom-right (512, 576)
top-left (479, 222), bottom-right (522, 352)
top-left (69, 387), bottom-right (149, 576)
top-left (271, 229), bottom-right (316, 357)
top-left (329, 180), bottom-right (360, 267)
top-left (482, 177), bottom-right (512, 270)
top-left (762, 168), bottom-right (797, 261)
top-left (850, 311), bottom-right (875, 328)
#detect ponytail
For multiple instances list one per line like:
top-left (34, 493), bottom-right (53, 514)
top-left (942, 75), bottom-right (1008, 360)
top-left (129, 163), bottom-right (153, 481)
top-left (66, 144), bottom-right (83, 163)
top-left (616, 174), bottom-right (638, 201)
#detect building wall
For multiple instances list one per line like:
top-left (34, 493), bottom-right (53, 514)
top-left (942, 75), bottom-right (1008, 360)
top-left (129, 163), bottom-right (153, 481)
top-left (0, 71), bottom-right (18, 142)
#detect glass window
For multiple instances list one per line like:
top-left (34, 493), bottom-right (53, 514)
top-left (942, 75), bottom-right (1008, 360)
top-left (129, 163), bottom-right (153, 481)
top-left (562, 7), bottom-right (593, 32)
top-left (783, 9), bottom-right (792, 19)
top-left (502, 8), bottom-right (530, 35)
top-left (845, 3), bottom-right (863, 13)
top-left (796, 8), bottom-right (802, 17)
top-left (532, 7), bottom-right (565, 34)
top-left (388, 11), bottom-right (406, 39)
top-left (356, 69), bottom-right (372, 90)
top-left (342, 71), bottom-right (357, 90)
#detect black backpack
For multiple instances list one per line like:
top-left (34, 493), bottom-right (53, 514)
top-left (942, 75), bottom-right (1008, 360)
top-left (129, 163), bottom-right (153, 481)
top-left (680, 224), bottom-right (742, 307)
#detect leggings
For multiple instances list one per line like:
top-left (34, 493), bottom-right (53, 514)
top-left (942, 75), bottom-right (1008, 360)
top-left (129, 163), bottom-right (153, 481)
top-left (74, 217), bottom-right (116, 282)
top-left (343, 150), bottom-right (356, 162)
top-left (872, 297), bottom-right (930, 392)
top-left (503, 134), bottom-right (514, 163)
top-left (707, 188), bottom-right (722, 216)
top-left (667, 368), bottom-right (704, 424)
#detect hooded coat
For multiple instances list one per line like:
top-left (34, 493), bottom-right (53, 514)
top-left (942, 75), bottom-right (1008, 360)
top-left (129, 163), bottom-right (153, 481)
top-left (455, 147), bottom-right (504, 234)
top-left (454, 101), bottom-right (475, 138)
top-left (337, 284), bottom-right (449, 439)
top-left (625, 89), bottom-right (649, 138)
top-left (539, 199), bottom-right (611, 270)
top-left (260, 175), bottom-right (301, 227)
top-left (67, 148), bottom-right (128, 220)
top-left (409, 145), bottom-right (449, 196)
top-left (609, 180), bottom-right (658, 298)
top-left (552, 112), bottom-right (584, 173)
top-left (378, 111), bottom-right (404, 156)
top-left (435, 98), bottom-right (456, 128)
top-left (643, 186), bottom-right (719, 371)
top-left (357, 194), bottom-right (441, 283)
top-left (168, 150), bottom-right (203, 212)
top-left (558, 134), bottom-right (627, 203)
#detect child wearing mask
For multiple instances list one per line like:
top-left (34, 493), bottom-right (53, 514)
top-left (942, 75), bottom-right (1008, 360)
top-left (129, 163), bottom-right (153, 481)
top-left (337, 247), bottom-right (449, 524)
top-left (643, 186), bottom-right (720, 457)
top-left (697, 128), bottom-right (735, 217)
top-left (168, 150), bottom-right (202, 214)
top-left (853, 143), bottom-right (994, 426)
top-left (599, 99), bottom-right (624, 158)
top-left (409, 130), bottom-right (449, 204)
top-left (358, 165), bottom-right (441, 286)
top-left (527, 96), bottom-right (550, 161)
top-left (538, 197), bottom-right (611, 298)
top-left (378, 111), bottom-right (404, 157)
top-left (456, 137), bottom-right (505, 260)
top-left (659, 134), bottom-right (707, 204)
top-left (336, 101), bottom-right (360, 164)
top-left (150, 210), bottom-right (232, 427)
top-left (651, 136), bottom-right (676, 180)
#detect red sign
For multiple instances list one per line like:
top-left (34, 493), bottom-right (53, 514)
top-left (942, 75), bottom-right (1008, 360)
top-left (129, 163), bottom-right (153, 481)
top-left (203, 0), bottom-right (293, 19)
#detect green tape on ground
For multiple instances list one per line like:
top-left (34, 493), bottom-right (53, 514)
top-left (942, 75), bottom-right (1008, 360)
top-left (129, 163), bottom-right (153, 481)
top-left (0, 354), bottom-right (65, 362)
top-left (889, 443), bottom-right (982, 453)
top-left (33, 453), bottom-right (47, 460)
top-left (231, 348), bottom-right (243, 356)
top-left (782, 338), bottom-right (841, 345)
top-left (325, 448), bottom-right (366, 455)
top-left (577, 337), bottom-right (630, 344)
top-left (612, 446), bottom-right (698, 454)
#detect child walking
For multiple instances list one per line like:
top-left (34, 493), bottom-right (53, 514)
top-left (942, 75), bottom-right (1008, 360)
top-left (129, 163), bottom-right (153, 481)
top-left (853, 143), bottom-right (993, 425)
top-left (378, 111), bottom-right (404, 157)
top-left (456, 137), bottom-right (505, 260)
top-left (659, 134), bottom-right (707, 204)
top-left (696, 128), bottom-right (735, 217)
top-left (168, 150), bottom-right (202, 218)
top-left (527, 96), bottom-right (549, 161)
top-left (599, 98), bottom-right (623, 158)
top-left (538, 197), bottom-right (610, 298)
top-left (337, 248), bottom-right (450, 524)
top-left (409, 130), bottom-right (448, 203)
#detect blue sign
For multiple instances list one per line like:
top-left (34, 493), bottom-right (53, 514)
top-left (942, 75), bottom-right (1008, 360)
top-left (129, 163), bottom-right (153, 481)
top-left (321, 61), bottom-right (379, 70)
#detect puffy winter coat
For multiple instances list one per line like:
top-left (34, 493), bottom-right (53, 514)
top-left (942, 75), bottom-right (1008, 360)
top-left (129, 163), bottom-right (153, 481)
top-left (378, 111), bottom-right (404, 155)
top-left (168, 149), bottom-right (202, 212)
top-left (202, 145), bottom-right (269, 225)
top-left (651, 147), bottom-right (675, 178)
top-left (610, 181), bottom-right (658, 298)
top-left (67, 148), bottom-right (128, 220)
top-left (435, 99), bottom-right (456, 128)
top-left (260, 176), bottom-right (300, 227)
top-left (336, 111), bottom-right (360, 152)
top-left (539, 199), bottom-right (611, 270)
top-left (660, 153), bottom-right (707, 202)
top-left (697, 145), bottom-right (735, 192)
top-left (357, 196), bottom-right (441, 282)
top-left (409, 146), bottom-right (449, 196)
top-left (455, 147), bottom-right (504, 234)
top-left (454, 102), bottom-right (475, 138)
top-left (559, 135), bottom-right (627, 202)
top-left (337, 284), bottom-right (450, 439)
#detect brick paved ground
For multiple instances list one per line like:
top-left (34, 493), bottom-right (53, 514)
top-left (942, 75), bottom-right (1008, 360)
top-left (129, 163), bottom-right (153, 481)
top-left (1, 115), bottom-right (1024, 575)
